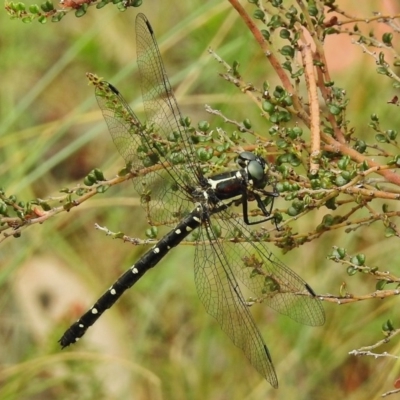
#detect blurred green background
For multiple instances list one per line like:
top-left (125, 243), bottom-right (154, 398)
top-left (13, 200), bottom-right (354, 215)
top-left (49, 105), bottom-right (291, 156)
top-left (1, 0), bottom-right (400, 399)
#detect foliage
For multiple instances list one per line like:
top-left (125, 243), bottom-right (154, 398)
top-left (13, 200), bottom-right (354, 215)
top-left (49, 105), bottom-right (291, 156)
top-left (5, 0), bottom-right (142, 22)
top-left (2, 0), bottom-right (400, 398)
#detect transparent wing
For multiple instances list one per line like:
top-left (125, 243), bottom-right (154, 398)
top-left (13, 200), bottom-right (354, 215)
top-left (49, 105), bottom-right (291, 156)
top-left (136, 13), bottom-right (201, 188)
top-left (193, 209), bottom-right (324, 385)
top-left (91, 75), bottom-right (193, 224)
top-left (215, 211), bottom-right (325, 326)
top-left (194, 221), bottom-right (279, 388)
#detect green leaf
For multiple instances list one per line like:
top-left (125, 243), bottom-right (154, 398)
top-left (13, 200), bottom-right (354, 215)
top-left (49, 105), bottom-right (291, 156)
top-left (94, 168), bottom-right (105, 181)
top-left (347, 266), bottom-right (357, 276)
top-left (375, 133), bottom-right (388, 143)
top-left (22, 15), bottom-right (35, 23)
top-left (16, 2), bottom-right (26, 11)
top-left (261, 29), bottom-right (270, 41)
top-left (52, 11), bottom-right (66, 22)
top-left (38, 15), bottom-right (48, 23)
top-left (280, 45), bottom-right (295, 58)
top-left (308, 5), bottom-right (318, 16)
top-left (370, 113), bottom-right (379, 122)
top-left (385, 227), bottom-right (396, 237)
top-left (328, 104), bottom-right (341, 115)
top-left (253, 9), bottom-right (265, 20)
top-left (279, 29), bottom-right (290, 39)
top-left (382, 32), bottom-right (393, 46)
top-left (332, 247), bottom-right (346, 259)
top-left (355, 254), bottom-right (365, 266)
top-left (83, 174), bottom-right (96, 186)
top-left (382, 319), bottom-right (395, 332)
top-left (29, 4), bottom-right (41, 13)
top-left (96, 185), bottom-right (110, 193)
top-left (40, 0), bottom-right (53, 11)
top-left (198, 120), bottom-right (209, 132)
top-left (376, 66), bottom-right (389, 75)
top-left (262, 101), bottom-right (274, 113)
top-left (146, 226), bottom-right (158, 239)
top-left (376, 280), bottom-right (387, 290)
top-left (287, 206), bottom-right (298, 216)
top-left (75, 5), bottom-right (87, 17)
top-left (325, 197), bottom-right (337, 210)
top-left (242, 118), bottom-right (251, 129)
top-left (337, 156), bottom-right (350, 170)
top-left (386, 129), bottom-right (397, 140)
top-left (41, 202), bottom-right (51, 211)
top-left (96, 0), bottom-right (108, 8)
top-left (353, 139), bottom-right (366, 153)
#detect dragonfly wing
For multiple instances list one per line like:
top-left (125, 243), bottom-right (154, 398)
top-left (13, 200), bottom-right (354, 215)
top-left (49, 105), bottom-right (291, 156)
top-left (93, 77), bottom-right (193, 225)
top-left (135, 13), bottom-right (201, 190)
top-left (194, 221), bottom-right (279, 387)
top-left (216, 213), bottom-right (325, 326)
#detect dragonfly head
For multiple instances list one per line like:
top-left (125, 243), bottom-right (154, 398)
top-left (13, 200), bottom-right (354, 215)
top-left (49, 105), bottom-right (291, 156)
top-left (237, 152), bottom-right (269, 189)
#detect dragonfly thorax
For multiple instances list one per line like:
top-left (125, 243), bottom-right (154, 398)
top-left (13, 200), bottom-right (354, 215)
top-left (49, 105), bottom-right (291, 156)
top-left (202, 152), bottom-right (269, 203)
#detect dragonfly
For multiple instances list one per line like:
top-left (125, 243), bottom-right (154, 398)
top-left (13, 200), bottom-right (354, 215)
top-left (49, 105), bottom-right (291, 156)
top-left (59, 13), bottom-right (325, 388)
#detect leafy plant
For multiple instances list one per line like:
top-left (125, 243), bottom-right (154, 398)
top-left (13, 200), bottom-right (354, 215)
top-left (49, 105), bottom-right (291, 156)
top-left (3, 0), bottom-right (400, 398)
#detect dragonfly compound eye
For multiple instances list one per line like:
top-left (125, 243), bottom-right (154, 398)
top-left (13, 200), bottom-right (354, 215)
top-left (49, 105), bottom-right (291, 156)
top-left (237, 151), bottom-right (257, 168)
top-left (247, 160), bottom-right (266, 182)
